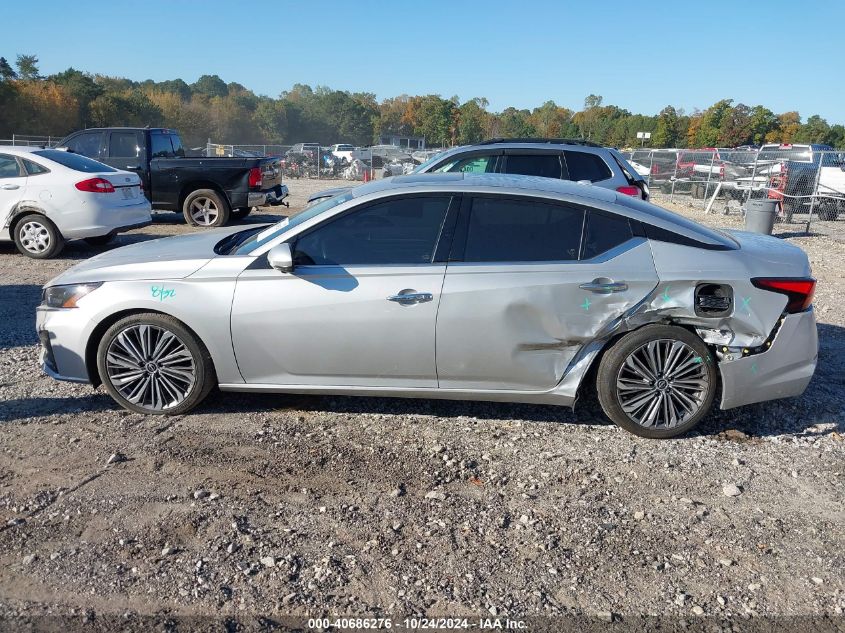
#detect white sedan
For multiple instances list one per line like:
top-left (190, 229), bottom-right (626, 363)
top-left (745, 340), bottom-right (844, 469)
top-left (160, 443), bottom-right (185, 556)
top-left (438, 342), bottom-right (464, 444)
top-left (0, 146), bottom-right (151, 258)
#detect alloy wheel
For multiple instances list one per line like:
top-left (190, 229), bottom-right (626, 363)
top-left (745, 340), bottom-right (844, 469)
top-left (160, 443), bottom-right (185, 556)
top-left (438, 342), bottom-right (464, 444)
top-left (105, 324), bottom-right (196, 411)
top-left (615, 339), bottom-right (710, 429)
top-left (189, 197), bottom-right (219, 226)
top-left (19, 221), bottom-right (51, 254)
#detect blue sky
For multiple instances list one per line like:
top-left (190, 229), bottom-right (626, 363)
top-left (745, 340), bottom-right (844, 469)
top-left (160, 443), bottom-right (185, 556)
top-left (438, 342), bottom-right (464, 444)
top-left (4, 0), bottom-right (843, 122)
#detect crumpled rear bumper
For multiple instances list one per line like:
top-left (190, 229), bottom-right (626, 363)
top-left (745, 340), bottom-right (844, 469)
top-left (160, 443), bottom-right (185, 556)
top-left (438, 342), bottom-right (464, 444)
top-left (719, 309), bottom-right (818, 410)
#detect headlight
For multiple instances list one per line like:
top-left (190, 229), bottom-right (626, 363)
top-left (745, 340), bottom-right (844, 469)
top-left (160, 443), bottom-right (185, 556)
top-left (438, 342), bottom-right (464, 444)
top-left (41, 283), bottom-right (103, 309)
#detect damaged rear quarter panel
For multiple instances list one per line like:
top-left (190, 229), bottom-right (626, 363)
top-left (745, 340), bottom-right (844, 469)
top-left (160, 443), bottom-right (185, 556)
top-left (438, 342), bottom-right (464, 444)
top-left (435, 239), bottom-right (659, 391)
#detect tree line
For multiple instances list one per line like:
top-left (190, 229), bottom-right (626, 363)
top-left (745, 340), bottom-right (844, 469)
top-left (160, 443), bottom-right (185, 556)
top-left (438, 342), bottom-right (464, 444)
top-left (2, 54), bottom-right (844, 149)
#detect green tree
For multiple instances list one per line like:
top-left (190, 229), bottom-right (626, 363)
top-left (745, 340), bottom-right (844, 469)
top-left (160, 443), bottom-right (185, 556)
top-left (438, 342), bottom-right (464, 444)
top-left (15, 54), bottom-right (40, 80)
top-left (497, 107), bottom-right (536, 138)
top-left (653, 106), bottom-right (679, 148)
top-left (457, 98), bottom-right (488, 145)
top-left (717, 103), bottom-right (752, 147)
top-left (0, 57), bottom-right (17, 81)
top-left (49, 68), bottom-right (104, 127)
top-left (694, 99), bottom-right (733, 146)
top-left (748, 106), bottom-right (778, 145)
top-left (795, 114), bottom-right (830, 144)
top-left (191, 74), bottom-right (228, 98)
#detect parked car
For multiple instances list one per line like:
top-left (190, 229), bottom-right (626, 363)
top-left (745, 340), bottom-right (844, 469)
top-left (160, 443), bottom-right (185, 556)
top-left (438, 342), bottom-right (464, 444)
top-left (308, 138), bottom-right (648, 205)
top-left (286, 143), bottom-right (320, 162)
top-left (629, 149), bottom-right (679, 184)
top-left (36, 173), bottom-right (817, 439)
top-left (0, 146), bottom-right (151, 258)
top-left (58, 128), bottom-right (288, 227)
top-left (329, 144), bottom-right (356, 164)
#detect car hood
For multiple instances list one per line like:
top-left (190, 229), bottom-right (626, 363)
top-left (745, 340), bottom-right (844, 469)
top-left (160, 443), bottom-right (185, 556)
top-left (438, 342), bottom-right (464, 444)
top-left (307, 185), bottom-right (353, 204)
top-left (46, 226), bottom-right (245, 287)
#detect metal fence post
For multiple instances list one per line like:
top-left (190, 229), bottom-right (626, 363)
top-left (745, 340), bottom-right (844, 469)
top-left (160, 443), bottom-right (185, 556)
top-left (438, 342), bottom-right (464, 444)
top-left (669, 151), bottom-right (679, 203)
top-left (806, 150), bottom-right (825, 234)
top-left (702, 152), bottom-right (716, 211)
top-left (647, 150), bottom-right (654, 189)
top-left (745, 149), bottom-right (761, 214)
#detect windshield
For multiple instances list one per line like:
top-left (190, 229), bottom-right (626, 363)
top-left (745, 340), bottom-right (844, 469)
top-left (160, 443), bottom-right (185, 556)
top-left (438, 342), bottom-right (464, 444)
top-left (336, 145), bottom-right (354, 151)
top-left (233, 192), bottom-right (355, 255)
top-left (411, 150), bottom-right (448, 174)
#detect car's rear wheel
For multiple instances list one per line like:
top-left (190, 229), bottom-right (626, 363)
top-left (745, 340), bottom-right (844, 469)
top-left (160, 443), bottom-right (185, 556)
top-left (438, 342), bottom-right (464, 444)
top-left (96, 313), bottom-right (216, 416)
top-left (183, 189), bottom-right (230, 228)
top-left (596, 325), bottom-right (717, 438)
top-left (13, 213), bottom-right (64, 259)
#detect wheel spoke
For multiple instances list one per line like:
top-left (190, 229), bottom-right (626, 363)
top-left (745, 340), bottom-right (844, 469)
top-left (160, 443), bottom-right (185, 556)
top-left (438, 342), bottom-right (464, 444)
top-left (105, 324), bottom-right (196, 412)
top-left (616, 337), bottom-right (710, 430)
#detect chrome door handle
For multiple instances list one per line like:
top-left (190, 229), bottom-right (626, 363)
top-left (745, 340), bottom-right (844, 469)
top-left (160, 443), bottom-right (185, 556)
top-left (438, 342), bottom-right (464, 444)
top-left (579, 281), bottom-right (628, 293)
top-left (0, 184), bottom-right (21, 190)
top-left (387, 292), bottom-right (433, 304)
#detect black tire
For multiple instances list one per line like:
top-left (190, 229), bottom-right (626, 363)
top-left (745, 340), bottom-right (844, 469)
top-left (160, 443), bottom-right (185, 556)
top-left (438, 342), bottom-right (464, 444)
top-left (84, 234), bottom-right (115, 246)
top-left (596, 325), bottom-right (717, 439)
top-left (12, 213), bottom-right (65, 259)
top-left (96, 313), bottom-right (216, 416)
top-left (230, 207), bottom-right (252, 220)
top-left (182, 189), bottom-right (230, 228)
top-left (818, 200), bottom-right (839, 221)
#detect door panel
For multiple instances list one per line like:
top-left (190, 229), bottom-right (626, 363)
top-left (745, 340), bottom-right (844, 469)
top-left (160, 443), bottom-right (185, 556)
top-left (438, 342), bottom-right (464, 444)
top-left (0, 154), bottom-right (26, 230)
top-left (436, 241), bottom-right (658, 390)
top-left (231, 264), bottom-right (445, 386)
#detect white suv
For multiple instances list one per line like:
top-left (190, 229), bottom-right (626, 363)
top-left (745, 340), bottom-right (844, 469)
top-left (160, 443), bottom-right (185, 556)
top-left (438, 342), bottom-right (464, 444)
top-left (0, 147), bottom-right (151, 258)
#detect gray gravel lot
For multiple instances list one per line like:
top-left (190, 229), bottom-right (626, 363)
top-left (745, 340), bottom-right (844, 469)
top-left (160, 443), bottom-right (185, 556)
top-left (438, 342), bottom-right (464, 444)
top-left (0, 180), bottom-right (843, 631)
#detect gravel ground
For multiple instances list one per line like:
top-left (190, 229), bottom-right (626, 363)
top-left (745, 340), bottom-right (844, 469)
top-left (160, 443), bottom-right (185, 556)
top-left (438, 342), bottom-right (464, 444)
top-left (0, 179), bottom-right (843, 631)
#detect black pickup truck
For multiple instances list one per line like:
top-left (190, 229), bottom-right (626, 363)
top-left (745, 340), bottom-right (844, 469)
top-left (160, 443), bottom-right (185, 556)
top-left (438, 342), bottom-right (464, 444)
top-left (57, 127), bottom-right (288, 228)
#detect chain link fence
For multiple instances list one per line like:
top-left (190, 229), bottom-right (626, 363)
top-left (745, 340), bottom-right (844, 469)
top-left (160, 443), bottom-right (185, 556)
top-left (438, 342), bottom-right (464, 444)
top-left (625, 147), bottom-right (845, 227)
top-left (0, 134), bottom-right (62, 147)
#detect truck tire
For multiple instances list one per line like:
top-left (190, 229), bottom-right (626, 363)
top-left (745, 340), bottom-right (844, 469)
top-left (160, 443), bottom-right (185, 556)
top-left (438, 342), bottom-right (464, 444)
top-left (818, 200), bottom-right (840, 221)
top-left (183, 189), bottom-right (230, 228)
top-left (230, 207), bottom-right (252, 221)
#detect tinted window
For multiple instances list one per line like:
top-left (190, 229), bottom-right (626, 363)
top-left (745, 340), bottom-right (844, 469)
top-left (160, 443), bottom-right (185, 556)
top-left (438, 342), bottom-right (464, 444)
top-left (33, 150), bottom-right (116, 173)
top-left (150, 134), bottom-right (174, 158)
top-left (109, 132), bottom-right (143, 158)
top-left (463, 197), bottom-right (583, 262)
top-left (167, 134), bottom-right (185, 157)
top-left (434, 154), bottom-right (496, 174)
top-left (582, 212), bottom-right (634, 259)
top-left (22, 159), bottom-right (49, 175)
top-left (504, 154), bottom-right (562, 179)
top-left (293, 196), bottom-right (451, 266)
top-left (564, 151), bottom-right (612, 182)
top-left (63, 132), bottom-right (102, 158)
top-left (0, 155), bottom-right (22, 178)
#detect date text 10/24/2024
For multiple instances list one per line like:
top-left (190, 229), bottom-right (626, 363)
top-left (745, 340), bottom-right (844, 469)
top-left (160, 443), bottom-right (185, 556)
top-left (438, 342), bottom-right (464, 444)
top-left (307, 617), bottom-right (528, 630)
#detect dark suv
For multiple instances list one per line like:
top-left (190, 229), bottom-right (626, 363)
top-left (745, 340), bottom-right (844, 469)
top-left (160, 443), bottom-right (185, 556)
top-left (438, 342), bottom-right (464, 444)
top-left (308, 138), bottom-right (649, 205)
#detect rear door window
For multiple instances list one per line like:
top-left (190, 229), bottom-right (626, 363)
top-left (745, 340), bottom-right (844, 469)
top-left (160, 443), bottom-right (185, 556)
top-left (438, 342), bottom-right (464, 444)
top-left (564, 151), bottom-right (613, 182)
top-left (109, 131), bottom-right (145, 158)
top-left (0, 154), bottom-right (23, 178)
top-left (22, 159), bottom-right (49, 175)
top-left (581, 211), bottom-right (634, 259)
top-left (461, 197), bottom-right (584, 262)
top-left (502, 154), bottom-right (563, 179)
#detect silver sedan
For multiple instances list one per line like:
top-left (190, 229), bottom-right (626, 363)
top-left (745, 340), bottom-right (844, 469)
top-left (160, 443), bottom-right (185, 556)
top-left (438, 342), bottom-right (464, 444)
top-left (36, 174), bottom-right (818, 438)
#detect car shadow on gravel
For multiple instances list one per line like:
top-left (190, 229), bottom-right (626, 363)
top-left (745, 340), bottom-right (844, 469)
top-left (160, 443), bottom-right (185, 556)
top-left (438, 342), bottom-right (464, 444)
top-left (0, 394), bottom-right (115, 423)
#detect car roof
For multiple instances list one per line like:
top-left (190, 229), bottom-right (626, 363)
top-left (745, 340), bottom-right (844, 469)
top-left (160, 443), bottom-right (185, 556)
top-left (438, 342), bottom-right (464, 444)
top-left (0, 145), bottom-right (42, 154)
top-left (349, 172), bottom-right (734, 248)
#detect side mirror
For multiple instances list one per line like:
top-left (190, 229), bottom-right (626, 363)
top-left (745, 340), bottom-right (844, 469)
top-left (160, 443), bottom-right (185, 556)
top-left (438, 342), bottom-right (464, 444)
top-left (267, 243), bottom-right (294, 273)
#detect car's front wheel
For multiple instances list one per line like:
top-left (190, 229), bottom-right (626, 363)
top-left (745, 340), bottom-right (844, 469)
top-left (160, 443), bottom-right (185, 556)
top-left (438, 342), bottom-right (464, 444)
top-left (596, 325), bottom-right (717, 438)
top-left (96, 313), bottom-right (216, 416)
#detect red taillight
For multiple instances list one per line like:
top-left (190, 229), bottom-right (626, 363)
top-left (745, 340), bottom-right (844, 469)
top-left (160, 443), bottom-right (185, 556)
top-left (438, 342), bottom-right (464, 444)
top-left (248, 167), bottom-right (262, 188)
top-left (616, 185), bottom-right (641, 197)
top-left (751, 278), bottom-right (816, 313)
top-left (651, 164), bottom-right (659, 174)
top-left (75, 178), bottom-right (115, 193)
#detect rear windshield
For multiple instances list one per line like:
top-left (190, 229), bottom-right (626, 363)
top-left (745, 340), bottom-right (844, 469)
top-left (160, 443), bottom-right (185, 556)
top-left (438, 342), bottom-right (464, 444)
top-left (33, 149), bottom-right (116, 173)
